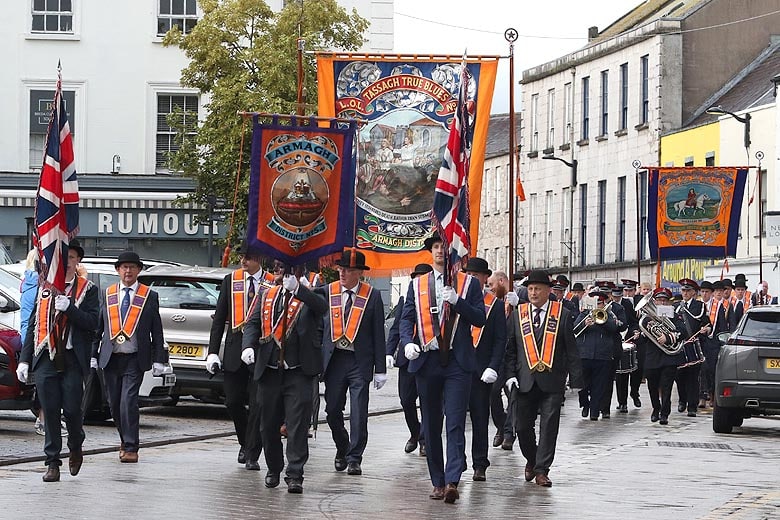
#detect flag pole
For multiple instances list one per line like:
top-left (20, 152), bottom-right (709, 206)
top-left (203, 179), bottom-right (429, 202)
top-left (506, 28), bottom-right (517, 282)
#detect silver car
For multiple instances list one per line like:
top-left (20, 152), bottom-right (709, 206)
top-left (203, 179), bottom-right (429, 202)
top-left (714, 306), bottom-right (780, 433)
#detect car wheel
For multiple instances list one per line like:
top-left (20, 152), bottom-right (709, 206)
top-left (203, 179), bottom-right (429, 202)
top-left (712, 401), bottom-right (735, 434)
top-left (733, 416), bottom-right (744, 427)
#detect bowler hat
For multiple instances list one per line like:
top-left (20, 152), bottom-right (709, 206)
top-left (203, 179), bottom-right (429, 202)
top-left (700, 280), bottom-right (714, 291)
top-left (335, 248), bottom-right (370, 271)
top-left (114, 251), bottom-right (144, 269)
top-left (423, 232), bottom-right (443, 251)
top-left (712, 280), bottom-right (724, 290)
top-left (734, 277), bottom-right (748, 289)
top-left (68, 239), bottom-right (85, 260)
top-left (523, 270), bottom-right (552, 287)
top-left (571, 282), bottom-right (585, 291)
top-left (555, 274), bottom-right (570, 287)
top-left (462, 257), bottom-right (491, 276)
top-left (678, 278), bottom-right (699, 291)
top-left (722, 278), bottom-right (733, 289)
top-left (411, 263), bottom-right (433, 278)
top-left (234, 241), bottom-right (248, 255)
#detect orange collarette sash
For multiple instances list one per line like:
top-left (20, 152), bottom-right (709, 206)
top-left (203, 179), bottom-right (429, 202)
top-left (260, 285), bottom-right (303, 346)
top-left (731, 293), bottom-right (751, 312)
top-left (328, 281), bottom-right (372, 345)
top-left (106, 283), bottom-right (151, 343)
top-left (708, 299), bottom-right (721, 337)
top-left (517, 301), bottom-right (562, 372)
top-left (231, 269), bottom-right (264, 331)
top-left (412, 271), bottom-right (470, 350)
top-left (471, 291), bottom-right (498, 348)
top-left (34, 276), bottom-right (92, 359)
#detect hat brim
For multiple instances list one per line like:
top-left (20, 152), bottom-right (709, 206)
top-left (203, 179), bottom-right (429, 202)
top-left (114, 259), bottom-right (144, 269)
top-left (335, 261), bottom-right (369, 271)
top-left (523, 279), bottom-right (552, 287)
top-left (69, 246), bottom-right (85, 259)
top-left (423, 237), bottom-right (443, 251)
top-left (463, 267), bottom-right (492, 276)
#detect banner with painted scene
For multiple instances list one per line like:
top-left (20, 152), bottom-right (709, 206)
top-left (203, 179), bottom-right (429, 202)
top-left (246, 116), bottom-right (357, 265)
top-left (317, 54), bottom-right (498, 273)
top-left (647, 167), bottom-right (747, 260)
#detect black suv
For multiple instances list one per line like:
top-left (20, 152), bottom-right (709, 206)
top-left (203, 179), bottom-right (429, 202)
top-left (714, 306), bottom-right (780, 433)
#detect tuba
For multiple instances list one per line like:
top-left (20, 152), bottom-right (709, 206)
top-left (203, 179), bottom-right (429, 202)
top-left (635, 292), bottom-right (682, 355)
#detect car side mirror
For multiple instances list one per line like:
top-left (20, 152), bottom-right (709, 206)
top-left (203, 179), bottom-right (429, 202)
top-left (717, 331), bottom-right (731, 345)
top-left (0, 294), bottom-right (18, 312)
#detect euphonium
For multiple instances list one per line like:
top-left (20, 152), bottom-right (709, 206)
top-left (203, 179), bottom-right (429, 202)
top-left (635, 292), bottom-right (682, 355)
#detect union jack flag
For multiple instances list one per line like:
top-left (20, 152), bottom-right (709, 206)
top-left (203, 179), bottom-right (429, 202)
top-left (432, 59), bottom-right (473, 280)
top-left (34, 65), bottom-right (79, 293)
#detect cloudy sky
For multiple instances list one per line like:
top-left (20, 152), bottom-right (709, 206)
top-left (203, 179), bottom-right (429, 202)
top-left (392, 0), bottom-right (639, 112)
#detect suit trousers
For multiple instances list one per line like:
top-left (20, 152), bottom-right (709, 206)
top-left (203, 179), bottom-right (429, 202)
top-left (223, 363), bottom-right (262, 462)
top-left (645, 365), bottom-right (677, 419)
top-left (324, 349), bottom-right (370, 464)
top-left (468, 377), bottom-right (492, 470)
top-left (103, 352), bottom-right (143, 452)
top-left (397, 364), bottom-right (423, 442)
top-left (701, 344), bottom-right (720, 399)
top-left (415, 353), bottom-right (472, 488)
top-left (578, 358), bottom-right (612, 419)
top-left (34, 350), bottom-right (86, 467)
top-left (675, 364), bottom-right (701, 414)
top-left (490, 368), bottom-right (514, 437)
top-left (512, 382), bottom-right (564, 475)
top-left (258, 367), bottom-right (313, 482)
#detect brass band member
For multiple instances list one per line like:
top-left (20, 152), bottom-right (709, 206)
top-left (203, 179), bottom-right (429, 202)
top-left (673, 278), bottom-right (711, 418)
top-left (641, 288), bottom-right (681, 424)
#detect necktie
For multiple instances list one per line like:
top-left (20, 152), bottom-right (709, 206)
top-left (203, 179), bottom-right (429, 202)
top-left (344, 289), bottom-right (354, 316)
top-left (533, 308), bottom-right (543, 338)
top-left (247, 276), bottom-right (256, 302)
top-left (121, 287), bottom-right (131, 322)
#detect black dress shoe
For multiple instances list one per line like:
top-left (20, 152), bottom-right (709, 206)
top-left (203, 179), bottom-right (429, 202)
top-left (524, 465), bottom-right (535, 482)
top-left (419, 442), bottom-right (427, 457)
top-left (632, 395), bottom-right (642, 408)
top-left (651, 410), bottom-right (660, 422)
top-left (659, 416), bottom-right (669, 425)
top-left (473, 467), bottom-right (486, 481)
top-left (492, 432), bottom-right (503, 448)
top-left (43, 465), bottom-right (60, 482)
top-left (69, 448), bottom-right (83, 476)
top-left (264, 472), bottom-right (280, 488)
top-left (501, 435), bottom-right (515, 450)
top-left (334, 455), bottom-right (348, 472)
top-left (678, 402), bottom-right (686, 413)
top-left (287, 479), bottom-right (303, 494)
top-left (602, 411), bottom-right (610, 419)
top-left (581, 406), bottom-right (589, 418)
top-left (589, 416), bottom-right (598, 421)
top-left (237, 447), bottom-right (247, 464)
top-left (346, 462), bottom-right (362, 475)
top-left (618, 404), bottom-right (628, 413)
top-left (245, 460), bottom-right (261, 471)
top-left (687, 411), bottom-right (697, 417)
top-left (404, 437), bottom-right (418, 453)
top-left (443, 483), bottom-right (459, 503)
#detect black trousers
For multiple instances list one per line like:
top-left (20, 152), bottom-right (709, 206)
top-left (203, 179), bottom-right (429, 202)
top-left (645, 365), bottom-right (677, 419)
top-left (675, 364), bottom-right (701, 413)
top-left (223, 363), bottom-right (262, 462)
top-left (600, 360), bottom-right (618, 413)
top-left (324, 349), bottom-right (370, 464)
top-left (512, 383), bottom-right (564, 475)
top-left (397, 363), bottom-right (423, 442)
top-left (258, 367), bottom-right (313, 482)
top-left (579, 358), bottom-right (611, 419)
top-left (468, 376), bottom-right (492, 470)
top-left (34, 350), bottom-right (85, 467)
top-left (103, 352), bottom-right (143, 452)
top-left (490, 367), bottom-right (514, 437)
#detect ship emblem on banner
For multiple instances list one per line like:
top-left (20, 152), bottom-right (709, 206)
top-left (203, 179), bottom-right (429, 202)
top-left (317, 55), bottom-right (498, 273)
top-left (647, 167), bottom-right (748, 260)
top-left (247, 115), bottom-right (357, 265)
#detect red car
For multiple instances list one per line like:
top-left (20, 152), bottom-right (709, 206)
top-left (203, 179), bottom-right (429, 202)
top-left (0, 323), bottom-right (35, 410)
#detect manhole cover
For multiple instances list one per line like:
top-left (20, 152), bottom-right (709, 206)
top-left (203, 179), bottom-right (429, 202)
top-left (656, 441), bottom-right (740, 450)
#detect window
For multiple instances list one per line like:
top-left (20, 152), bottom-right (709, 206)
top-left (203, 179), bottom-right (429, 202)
top-left (546, 89), bottom-right (555, 149)
top-left (561, 187), bottom-right (571, 265)
top-left (545, 190), bottom-right (553, 265)
top-left (598, 180), bottom-right (606, 264)
top-left (482, 167), bottom-right (490, 214)
top-left (617, 176), bottom-right (626, 262)
top-left (563, 82), bottom-right (572, 145)
top-left (529, 193), bottom-right (537, 267)
top-left (158, 0), bottom-right (198, 36)
top-left (619, 63), bottom-right (628, 131)
top-left (638, 171), bottom-right (648, 259)
top-left (581, 77), bottom-right (590, 140)
top-left (495, 165), bottom-right (503, 212)
top-left (156, 93), bottom-right (199, 172)
top-left (705, 153), bottom-right (715, 166)
top-left (600, 71), bottom-right (609, 136)
top-left (29, 89), bottom-right (76, 170)
top-left (640, 55), bottom-right (649, 125)
top-left (32, 0), bottom-right (73, 33)
top-left (530, 94), bottom-right (539, 151)
top-left (579, 184), bottom-right (588, 266)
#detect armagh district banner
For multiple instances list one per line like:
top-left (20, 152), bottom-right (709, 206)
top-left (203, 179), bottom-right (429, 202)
top-left (647, 167), bottom-right (747, 260)
top-left (317, 54), bottom-right (498, 272)
top-left (246, 116), bottom-right (357, 265)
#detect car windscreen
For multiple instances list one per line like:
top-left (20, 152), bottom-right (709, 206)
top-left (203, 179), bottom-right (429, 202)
top-left (141, 277), bottom-right (221, 309)
top-left (741, 311), bottom-right (780, 340)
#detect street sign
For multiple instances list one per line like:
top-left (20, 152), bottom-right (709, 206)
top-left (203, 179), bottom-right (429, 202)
top-left (213, 208), bottom-right (234, 213)
top-left (766, 211), bottom-right (780, 246)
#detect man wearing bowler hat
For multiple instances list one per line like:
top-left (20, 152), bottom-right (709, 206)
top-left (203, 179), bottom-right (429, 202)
top-left (463, 257), bottom-right (506, 482)
top-left (92, 251), bottom-right (167, 463)
top-left (729, 275), bottom-right (751, 330)
top-left (399, 232), bottom-right (486, 504)
top-left (316, 249), bottom-right (387, 476)
top-left (504, 270), bottom-right (582, 487)
top-left (386, 263), bottom-right (433, 457)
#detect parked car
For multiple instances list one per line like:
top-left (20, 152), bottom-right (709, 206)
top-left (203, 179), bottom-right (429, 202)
top-left (0, 322), bottom-right (35, 412)
top-left (0, 268), bottom-right (22, 332)
top-left (138, 264), bottom-right (232, 404)
top-left (713, 305), bottom-right (780, 433)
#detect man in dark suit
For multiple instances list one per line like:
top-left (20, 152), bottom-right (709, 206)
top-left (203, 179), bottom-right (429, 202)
top-left (317, 249), bottom-right (386, 476)
top-left (17, 240), bottom-right (99, 482)
top-left (673, 278), bottom-right (710, 417)
top-left (729, 275), bottom-right (750, 330)
top-left (504, 270), bottom-right (582, 488)
top-left (385, 263), bottom-right (432, 456)
top-left (242, 259), bottom-right (327, 494)
top-left (463, 257), bottom-right (506, 482)
top-left (700, 280), bottom-right (727, 408)
top-left (92, 251), bottom-right (167, 463)
top-left (399, 233), bottom-right (486, 504)
top-left (206, 243), bottom-right (269, 469)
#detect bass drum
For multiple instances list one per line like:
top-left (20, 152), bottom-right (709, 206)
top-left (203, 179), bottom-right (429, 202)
top-left (616, 342), bottom-right (638, 374)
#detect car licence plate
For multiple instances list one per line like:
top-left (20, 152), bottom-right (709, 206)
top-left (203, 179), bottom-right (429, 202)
top-left (765, 358), bottom-right (780, 369)
top-left (168, 344), bottom-right (205, 359)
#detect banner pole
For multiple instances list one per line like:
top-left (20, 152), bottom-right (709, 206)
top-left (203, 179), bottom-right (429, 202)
top-left (632, 160), bottom-right (642, 285)
top-left (505, 28), bottom-right (518, 281)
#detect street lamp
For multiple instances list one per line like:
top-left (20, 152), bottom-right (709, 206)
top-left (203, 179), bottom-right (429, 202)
top-left (706, 105), bottom-right (751, 150)
top-left (543, 154), bottom-right (578, 280)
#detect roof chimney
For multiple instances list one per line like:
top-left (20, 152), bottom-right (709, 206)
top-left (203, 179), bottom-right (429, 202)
top-left (588, 26), bottom-right (599, 41)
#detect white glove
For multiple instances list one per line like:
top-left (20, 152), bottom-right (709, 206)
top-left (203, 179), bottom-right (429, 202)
top-left (756, 283), bottom-right (763, 294)
top-left (404, 343), bottom-right (420, 360)
top-left (505, 377), bottom-right (519, 391)
top-left (298, 276), bottom-right (311, 288)
top-left (90, 357), bottom-right (98, 369)
top-left (385, 355), bottom-right (395, 369)
top-left (442, 286), bottom-right (458, 305)
top-left (505, 292), bottom-right (519, 307)
top-left (16, 362), bottom-right (29, 384)
top-left (54, 295), bottom-right (70, 312)
top-left (373, 373), bottom-right (387, 390)
top-left (206, 353), bottom-right (222, 374)
top-left (152, 362), bottom-right (165, 376)
top-left (282, 274), bottom-right (299, 294)
top-left (480, 367), bottom-right (498, 384)
top-left (241, 347), bottom-right (255, 365)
